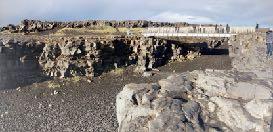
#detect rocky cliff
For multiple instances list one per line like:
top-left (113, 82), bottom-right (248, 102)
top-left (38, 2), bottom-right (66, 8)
top-left (38, 37), bottom-right (200, 78)
top-left (0, 39), bottom-right (47, 89)
top-left (0, 36), bottom-right (202, 89)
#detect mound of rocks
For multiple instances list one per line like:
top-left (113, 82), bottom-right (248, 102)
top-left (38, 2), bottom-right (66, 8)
top-left (116, 33), bottom-right (273, 132)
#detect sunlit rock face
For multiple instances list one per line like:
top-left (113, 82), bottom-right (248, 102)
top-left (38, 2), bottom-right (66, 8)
top-left (0, 39), bottom-right (46, 89)
top-left (116, 71), bottom-right (273, 132)
top-left (116, 33), bottom-right (273, 132)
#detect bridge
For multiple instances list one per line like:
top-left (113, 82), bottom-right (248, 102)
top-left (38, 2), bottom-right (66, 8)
top-left (142, 33), bottom-right (236, 38)
top-left (142, 27), bottom-right (243, 38)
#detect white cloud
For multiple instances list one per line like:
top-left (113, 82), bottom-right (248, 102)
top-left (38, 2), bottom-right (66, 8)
top-left (150, 12), bottom-right (215, 24)
top-left (0, 0), bottom-right (272, 27)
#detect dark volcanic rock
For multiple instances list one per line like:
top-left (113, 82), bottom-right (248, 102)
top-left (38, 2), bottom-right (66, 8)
top-left (38, 37), bottom-right (200, 78)
top-left (0, 39), bottom-right (48, 89)
top-left (0, 36), bottom-right (201, 86)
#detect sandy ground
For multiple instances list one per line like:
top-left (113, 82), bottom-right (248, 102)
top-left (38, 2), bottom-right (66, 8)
top-left (0, 53), bottom-right (231, 132)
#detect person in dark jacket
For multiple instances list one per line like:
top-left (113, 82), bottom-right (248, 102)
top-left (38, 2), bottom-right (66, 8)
top-left (266, 31), bottom-right (273, 57)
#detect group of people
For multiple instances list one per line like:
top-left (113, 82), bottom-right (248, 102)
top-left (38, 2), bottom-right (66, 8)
top-left (266, 31), bottom-right (273, 57)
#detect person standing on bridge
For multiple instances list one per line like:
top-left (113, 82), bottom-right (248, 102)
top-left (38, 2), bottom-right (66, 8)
top-left (226, 24), bottom-right (230, 33)
top-left (266, 31), bottom-right (273, 58)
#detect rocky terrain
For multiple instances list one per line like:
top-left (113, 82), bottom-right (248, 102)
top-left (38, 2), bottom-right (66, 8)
top-left (0, 35), bottom-right (207, 89)
top-left (0, 52), bottom-right (230, 131)
top-left (0, 19), bottom-right (258, 132)
top-left (116, 33), bottom-right (273, 131)
top-left (0, 19), bottom-right (190, 34)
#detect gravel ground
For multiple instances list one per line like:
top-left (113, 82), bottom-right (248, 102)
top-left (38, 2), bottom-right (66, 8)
top-left (0, 53), bottom-right (231, 131)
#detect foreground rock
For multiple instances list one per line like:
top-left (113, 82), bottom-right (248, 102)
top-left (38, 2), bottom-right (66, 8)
top-left (116, 33), bottom-right (273, 132)
top-left (117, 70), bottom-right (273, 132)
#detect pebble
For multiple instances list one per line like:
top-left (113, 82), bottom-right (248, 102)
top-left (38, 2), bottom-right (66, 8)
top-left (53, 90), bottom-right (59, 95)
top-left (16, 87), bottom-right (21, 91)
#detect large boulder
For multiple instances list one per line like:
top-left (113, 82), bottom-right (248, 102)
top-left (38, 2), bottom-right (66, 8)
top-left (117, 70), bottom-right (273, 132)
top-left (116, 74), bottom-right (207, 132)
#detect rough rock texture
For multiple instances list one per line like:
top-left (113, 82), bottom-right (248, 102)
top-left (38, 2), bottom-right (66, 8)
top-left (116, 33), bottom-right (273, 132)
top-left (39, 37), bottom-right (99, 77)
top-left (132, 37), bottom-right (200, 71)
top-left (116, 74), bottom-right (204, 132)
top-left (117, 71), bottom-right (273, 132)
top-left (229, 33), bottom-right (272, 71)
top-left (0, 36), bottom-right (200, 89)
top-left (37, 37), bottom-right (200, 77)
top-left (1, 19), bottom-right (189, 33)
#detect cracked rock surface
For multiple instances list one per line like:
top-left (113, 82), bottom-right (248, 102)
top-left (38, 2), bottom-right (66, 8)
top-left (116, 33), bottom-right (273, 132)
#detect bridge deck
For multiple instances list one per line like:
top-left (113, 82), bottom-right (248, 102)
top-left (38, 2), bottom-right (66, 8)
top-left (142, 33), bottom-right (236, 38)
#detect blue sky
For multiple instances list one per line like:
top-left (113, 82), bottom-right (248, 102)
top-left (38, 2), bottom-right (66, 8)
top-left (0, 0), bottom-right (273, 27)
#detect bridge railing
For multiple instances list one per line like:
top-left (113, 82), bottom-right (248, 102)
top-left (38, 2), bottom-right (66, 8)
top-left (142, 27), bottom-right (227, 34)
top-left (142, 26), bottom-right (255, 35)
top-left (142, 33), bottom-right (236, 38)
top-left (142, 27), bottom-right (240, 37)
